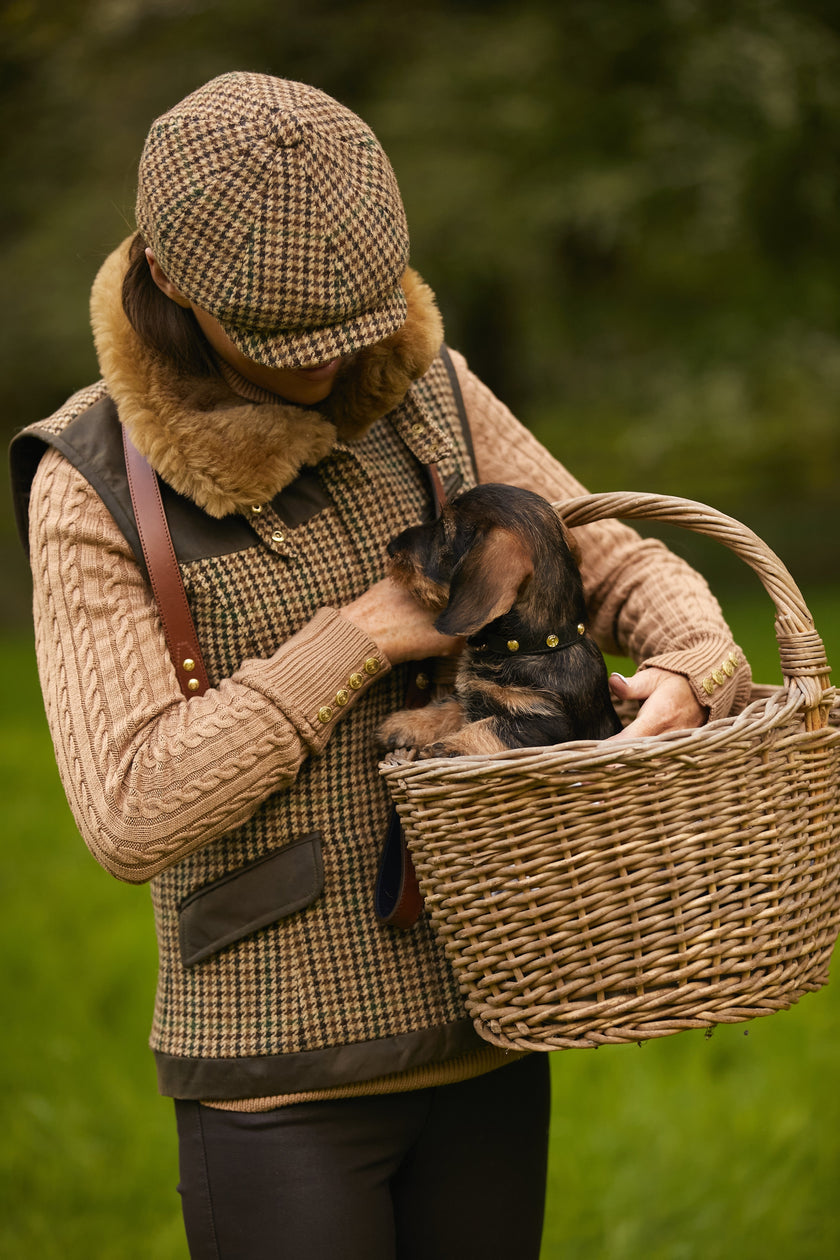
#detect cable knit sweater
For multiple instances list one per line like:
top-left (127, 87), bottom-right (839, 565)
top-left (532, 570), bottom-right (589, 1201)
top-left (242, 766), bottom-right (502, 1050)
top-left (12, 240), bottom-right (751, 1109)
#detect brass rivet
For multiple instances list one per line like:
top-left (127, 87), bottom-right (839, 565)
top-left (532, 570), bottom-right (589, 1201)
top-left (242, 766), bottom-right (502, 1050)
top-left (187, 678), bottom-right (200, 692)
top-left (317, 706), bottom-right (333, 724)
top-left (348, 673), bottom-right (364, 690)
top-left (271, 530), bottom-right (285, 544)
top-left (335, 689), bottom-right (349, 706)
top-left (182, 658), bottom-right (195, 672)
top-left (364, 657), bottom-right (380, 675)
top-left (250, 504), bottom-right (263, 515)
top-left (507, 640), bottom-right (520, 653)
top-left (546, 634), bottom-right (559, 649)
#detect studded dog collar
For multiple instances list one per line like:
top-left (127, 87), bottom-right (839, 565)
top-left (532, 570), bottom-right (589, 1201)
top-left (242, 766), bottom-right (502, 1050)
top-left (468, 620), bottom-right (588, 657)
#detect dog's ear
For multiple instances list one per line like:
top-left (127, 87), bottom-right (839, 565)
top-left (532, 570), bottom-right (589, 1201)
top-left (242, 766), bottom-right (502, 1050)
top-left (435, 528), bottom-right (533, 636)
top-left (553, 507), bottom-right (581, 565)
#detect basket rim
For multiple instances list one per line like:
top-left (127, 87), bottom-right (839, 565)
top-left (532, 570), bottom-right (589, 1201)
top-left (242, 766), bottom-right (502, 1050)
top-left (380, 682), bottom-right (838, 785)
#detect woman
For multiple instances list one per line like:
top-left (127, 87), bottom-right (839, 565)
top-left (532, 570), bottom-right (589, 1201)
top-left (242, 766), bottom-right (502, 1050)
top-left (10, 72), bottom-right (750, 1258)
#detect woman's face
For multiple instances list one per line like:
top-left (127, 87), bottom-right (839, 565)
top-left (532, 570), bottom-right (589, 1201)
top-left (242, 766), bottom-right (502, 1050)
top-left (190, 305), bottom-right (343, 405)
top-left (145, 249), bottom-right (344, 405)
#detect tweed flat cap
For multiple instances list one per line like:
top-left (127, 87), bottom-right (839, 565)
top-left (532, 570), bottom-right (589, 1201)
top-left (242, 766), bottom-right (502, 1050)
top-left (136, 72), bottom-right (410, 368)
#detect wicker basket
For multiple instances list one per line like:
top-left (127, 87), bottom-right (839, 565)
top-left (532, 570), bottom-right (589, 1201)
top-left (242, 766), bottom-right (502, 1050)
top-left (380, 492), bottom-right (840, 1051)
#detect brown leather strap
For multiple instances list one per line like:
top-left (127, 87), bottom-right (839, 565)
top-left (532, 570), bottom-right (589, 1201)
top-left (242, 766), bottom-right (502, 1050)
top-left (122, 427), bottom-right (211, 699)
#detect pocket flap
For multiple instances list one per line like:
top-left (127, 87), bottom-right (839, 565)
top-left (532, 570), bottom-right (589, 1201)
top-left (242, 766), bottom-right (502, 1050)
top-left (178, 833), bottom-right (323, 967)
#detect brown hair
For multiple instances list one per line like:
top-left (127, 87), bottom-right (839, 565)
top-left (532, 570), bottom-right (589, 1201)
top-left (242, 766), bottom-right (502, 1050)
top-left (121, 232), bottom-right (217, 377)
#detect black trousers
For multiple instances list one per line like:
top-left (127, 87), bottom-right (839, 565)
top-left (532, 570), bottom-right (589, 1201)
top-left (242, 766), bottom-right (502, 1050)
top-left (175, 1053), bottom-right (550, 1260)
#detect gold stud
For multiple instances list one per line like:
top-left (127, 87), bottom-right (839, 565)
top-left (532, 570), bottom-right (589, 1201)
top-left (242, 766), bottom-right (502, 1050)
top-left (187, 678), bottom-right (200, 692)
top-left (271, 530), bottom-right (284, 544)
top-left (577, 623), bottom-right (586, 636)
top-left (507, 640), bottom-right (520, 653)
top-left (317, 706), bottom-right (333, 724)
top-left (546, 634), bottom-right (559, 649)
top-left (250, 504), bottom-right (263, 515)
top-left (182, 658), bottom-right (195, 672)
top-left (415, 673), bottom-right (430, 689)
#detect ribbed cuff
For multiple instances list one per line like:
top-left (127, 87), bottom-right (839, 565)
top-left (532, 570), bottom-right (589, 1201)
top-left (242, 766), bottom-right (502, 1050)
top-left (640, 639), bottom-right (751, 722)
top-left (237, 607), bottom-right (391, 754)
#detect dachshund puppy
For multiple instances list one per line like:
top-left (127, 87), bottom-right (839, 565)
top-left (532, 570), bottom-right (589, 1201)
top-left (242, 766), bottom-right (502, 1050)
top-left (378, 483), bottom-right (622, 758)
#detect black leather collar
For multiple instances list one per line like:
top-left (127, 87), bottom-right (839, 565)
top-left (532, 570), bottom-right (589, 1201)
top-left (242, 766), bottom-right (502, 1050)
top-left (468, 619), bottom-right (588, 657)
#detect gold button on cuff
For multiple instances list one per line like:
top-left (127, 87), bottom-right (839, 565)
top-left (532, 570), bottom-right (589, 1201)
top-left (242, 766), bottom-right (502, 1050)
top-left (546, 634), bottom-right (559, 649)
top-left (364, 657), bottom-right (380, 676)
top-left (182, 658), bottom-right (195, 673)
top-left (317, 706), bottom-right (333, 724)
top-left (507, 640), bottom-right (520, 653)
top-left (723, 660), bottom-right (735, 676)
top-left (187, 678), bottom-right (200, 692)
top-left (702, 676), bottom-right (715, 695)
top-left (335, 689), bottom-right (349, 706)
top-left (349, 673), bottom-right (364, 690)
top-left (712, 669), bottom-right (726, 685)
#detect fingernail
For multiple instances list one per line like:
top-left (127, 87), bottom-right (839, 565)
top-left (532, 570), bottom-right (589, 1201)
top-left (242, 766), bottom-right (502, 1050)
top-left (610, 672), bottom-right (628, 685)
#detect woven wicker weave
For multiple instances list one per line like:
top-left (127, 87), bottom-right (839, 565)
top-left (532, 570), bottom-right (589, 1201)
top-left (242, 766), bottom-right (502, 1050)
top-left (380, 493), bottom-right (840, 1051)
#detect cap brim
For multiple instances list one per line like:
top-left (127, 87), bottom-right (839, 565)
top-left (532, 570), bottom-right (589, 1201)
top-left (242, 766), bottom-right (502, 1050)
top-left (223, 283), bottom-right (409, 370)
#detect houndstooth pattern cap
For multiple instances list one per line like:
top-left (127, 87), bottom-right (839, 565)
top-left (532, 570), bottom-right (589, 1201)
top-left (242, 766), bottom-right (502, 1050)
top-left (135, 72), bottom-right (410, 368)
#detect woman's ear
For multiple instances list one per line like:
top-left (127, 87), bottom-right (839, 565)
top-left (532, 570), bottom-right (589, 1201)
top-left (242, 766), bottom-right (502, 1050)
top-left (144, 248), bottom-right (192, 308)
top-left (434, 529), bottom-right (533, 637)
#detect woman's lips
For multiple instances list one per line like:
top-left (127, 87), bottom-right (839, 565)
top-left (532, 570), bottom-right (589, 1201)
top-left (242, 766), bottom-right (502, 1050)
top-left (294, 358), bottom-right (341, 381)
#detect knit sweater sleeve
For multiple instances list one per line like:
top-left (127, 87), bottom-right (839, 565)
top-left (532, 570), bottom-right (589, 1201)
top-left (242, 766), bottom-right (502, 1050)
top-left (449, 349), bottom-right (752, 719)
top-left (30, 447), bottom-right (387, 884)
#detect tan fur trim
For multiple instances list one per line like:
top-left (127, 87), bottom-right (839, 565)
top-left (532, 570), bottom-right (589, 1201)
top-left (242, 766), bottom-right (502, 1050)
top-left (89, 239), bottom-right (443, 516)
top-left (326, 267), bottom-right (444, 440)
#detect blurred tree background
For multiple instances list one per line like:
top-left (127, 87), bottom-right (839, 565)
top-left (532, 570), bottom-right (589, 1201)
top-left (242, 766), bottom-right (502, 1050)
top-left (2, 0), bottom-right (838, 629)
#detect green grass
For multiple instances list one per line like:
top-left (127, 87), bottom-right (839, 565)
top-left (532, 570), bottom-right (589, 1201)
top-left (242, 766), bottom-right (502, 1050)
top-left (2, 581), bottom-right (838, 1258)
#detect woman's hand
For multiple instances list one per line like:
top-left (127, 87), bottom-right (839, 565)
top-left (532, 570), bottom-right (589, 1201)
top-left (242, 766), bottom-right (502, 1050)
top-left (607, 667), bottom-right (705, 741)
top-left (341, 578), bottom-right (464, 665)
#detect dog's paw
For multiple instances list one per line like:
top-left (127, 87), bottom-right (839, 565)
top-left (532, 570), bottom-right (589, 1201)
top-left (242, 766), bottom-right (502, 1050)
top-left (376, 710), bottom-right (423, 752)
top-left (417, 740), bottom-right (464, 760)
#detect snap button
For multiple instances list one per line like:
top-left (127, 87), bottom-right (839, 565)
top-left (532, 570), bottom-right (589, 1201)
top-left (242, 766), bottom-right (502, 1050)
top-left (271, 530), bottom-right (285, 544)
top-left (250, 505), bottom-right (263, 515)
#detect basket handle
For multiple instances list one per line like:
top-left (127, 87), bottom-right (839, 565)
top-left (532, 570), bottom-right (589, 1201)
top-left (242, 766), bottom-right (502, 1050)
top-left (556, 491), bottom-right (832, 730)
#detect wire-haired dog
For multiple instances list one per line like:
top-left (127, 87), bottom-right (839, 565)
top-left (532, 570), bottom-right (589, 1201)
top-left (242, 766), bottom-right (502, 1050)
top-left (378, 483), bottom-right (622, 758)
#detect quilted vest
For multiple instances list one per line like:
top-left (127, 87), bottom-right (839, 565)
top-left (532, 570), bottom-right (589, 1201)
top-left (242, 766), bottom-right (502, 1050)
top-left (12, 350), bottom-right (485, 1100)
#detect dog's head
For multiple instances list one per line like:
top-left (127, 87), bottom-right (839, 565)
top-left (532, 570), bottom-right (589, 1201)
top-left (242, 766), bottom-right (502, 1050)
top-left (387, 483), bottom-right (583, 636)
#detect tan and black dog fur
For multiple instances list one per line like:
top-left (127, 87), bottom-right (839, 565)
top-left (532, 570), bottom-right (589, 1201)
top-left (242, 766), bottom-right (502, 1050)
top-left (378, 483), bottom-right (622, 757)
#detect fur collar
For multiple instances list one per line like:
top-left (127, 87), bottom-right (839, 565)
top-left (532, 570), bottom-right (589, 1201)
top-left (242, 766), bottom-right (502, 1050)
top-left (90, 238), bottom-right (444, 517)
